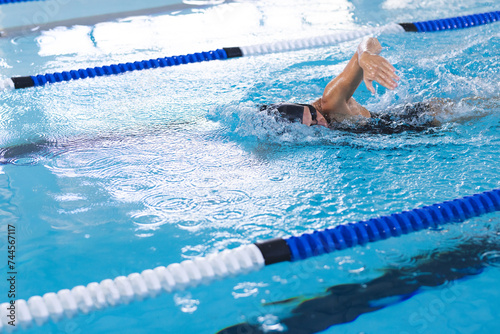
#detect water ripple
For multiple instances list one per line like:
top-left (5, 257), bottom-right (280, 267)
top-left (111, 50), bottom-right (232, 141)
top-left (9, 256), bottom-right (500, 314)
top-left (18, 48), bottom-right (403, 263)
top-left (481, 251), bottom-right (500, 268)
top-left (202, 190), bottom-right (251, 206)
top-left (376, 248), bottom-right (414, 269)
top-left (188, 176), bottom-right (223, 189)
top-left (177, 219), bottom-right (212, 233)
top-left (108, 177), bottom-right (160, 203)
top-left (211, 209), bottom-right (245, 221)
top-left (131, 212), bottom-right (170, 233)
top-left (143, 194), bottom-right (200, 212)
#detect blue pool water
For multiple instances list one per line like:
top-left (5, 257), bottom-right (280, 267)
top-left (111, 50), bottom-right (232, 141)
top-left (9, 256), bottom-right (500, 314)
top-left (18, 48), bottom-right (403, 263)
top-left (0, 0), bottom-right (499, 333)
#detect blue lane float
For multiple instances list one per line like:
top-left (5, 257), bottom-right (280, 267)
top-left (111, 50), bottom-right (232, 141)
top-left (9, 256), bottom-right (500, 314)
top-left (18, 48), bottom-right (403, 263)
top-left (282, 188), bottom-right (500, 262)
top-left (404, 11), bottom-right (500, 32)
top-left (29, 49), bottom-right (228, 87)
top-left (3, 189), bottom-right (499, 331)
top-left (2, 10), bottom-right (499, 91)
top-left (0, 0), bottom-right (42, 4)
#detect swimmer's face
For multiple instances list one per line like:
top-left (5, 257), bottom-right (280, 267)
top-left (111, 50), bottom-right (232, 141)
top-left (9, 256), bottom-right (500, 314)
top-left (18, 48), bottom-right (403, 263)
top-left (302, 106), bottom-right (328, 127)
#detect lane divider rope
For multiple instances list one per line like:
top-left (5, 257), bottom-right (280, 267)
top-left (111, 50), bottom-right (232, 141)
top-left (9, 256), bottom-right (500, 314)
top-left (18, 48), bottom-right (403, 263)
top-left (1, 188), bottom-right (499, 332)
top-left (1, 10), bottom-right (498, 91)
top-left (0, 245), bottom-right (266, 330)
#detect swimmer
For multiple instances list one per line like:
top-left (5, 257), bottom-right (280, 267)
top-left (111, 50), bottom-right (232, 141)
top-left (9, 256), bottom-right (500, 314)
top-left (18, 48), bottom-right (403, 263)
top-left (262, 37), bottom-right (443, 132)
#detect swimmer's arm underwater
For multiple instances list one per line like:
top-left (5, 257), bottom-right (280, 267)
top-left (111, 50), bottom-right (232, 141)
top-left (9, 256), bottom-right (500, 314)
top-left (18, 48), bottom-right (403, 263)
top-left (312, 37), bottom-right (399, 122)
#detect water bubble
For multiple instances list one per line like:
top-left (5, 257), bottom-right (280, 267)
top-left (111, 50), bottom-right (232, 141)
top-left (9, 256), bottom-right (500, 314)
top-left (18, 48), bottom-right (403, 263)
top-left (232, 282), bottom-right (268, 299)
top-left (337, 256), bottom-right (366, 275)
top-left (173, 292), bottom-right (200, 314)
top-left (257, 314), bottom-right (285, 332)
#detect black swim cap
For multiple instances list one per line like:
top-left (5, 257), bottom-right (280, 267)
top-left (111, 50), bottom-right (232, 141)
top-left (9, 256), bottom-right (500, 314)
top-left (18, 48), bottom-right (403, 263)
top-left (277, 104), bottom-right (305, 123)
top-left (260, 103), bottom-right (314, 124)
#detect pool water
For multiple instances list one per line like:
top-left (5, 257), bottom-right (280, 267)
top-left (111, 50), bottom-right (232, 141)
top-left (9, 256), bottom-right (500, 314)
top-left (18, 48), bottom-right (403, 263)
top-left (0, 0), bottom-right (499, 333)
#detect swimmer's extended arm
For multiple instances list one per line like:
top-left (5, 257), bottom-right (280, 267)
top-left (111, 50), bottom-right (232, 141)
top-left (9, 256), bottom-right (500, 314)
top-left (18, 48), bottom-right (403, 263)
top-left (313, 37), bottom-right (399, 117)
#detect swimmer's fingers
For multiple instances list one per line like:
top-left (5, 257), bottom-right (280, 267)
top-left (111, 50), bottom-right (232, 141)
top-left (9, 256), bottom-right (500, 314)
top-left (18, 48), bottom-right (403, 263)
top-left (363, 68), bottom-right (397, 92)
top-left (360, 54), bottom-right (399, 92)
top-left (380, 59), bottom-right (398, 74)
top-left (370, 60), bottom-right (399, 90)
top-left (374, 70), bottom-right (399, 90)
top-left (379, 59), bottom-right (400, 83)
top-left (363, 79), bottom-right (376, 94)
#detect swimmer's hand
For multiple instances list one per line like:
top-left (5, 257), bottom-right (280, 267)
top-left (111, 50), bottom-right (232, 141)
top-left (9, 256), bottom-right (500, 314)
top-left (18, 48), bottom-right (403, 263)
top-left (358, 52), bottom-right (400, 94)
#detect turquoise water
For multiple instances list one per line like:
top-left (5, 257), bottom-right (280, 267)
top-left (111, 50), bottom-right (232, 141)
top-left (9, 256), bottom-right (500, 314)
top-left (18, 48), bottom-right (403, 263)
top-left (0, 0), bottom-right (499, 333)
